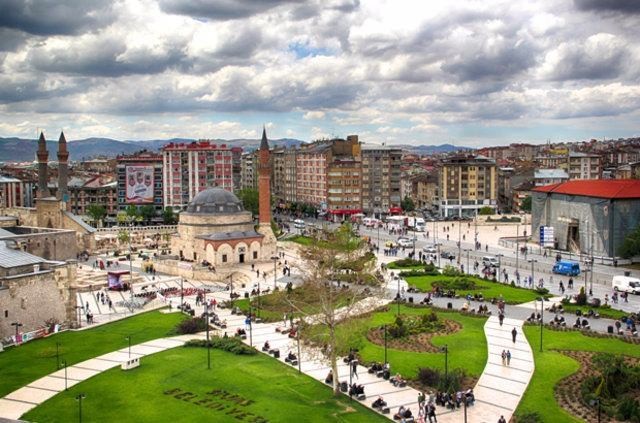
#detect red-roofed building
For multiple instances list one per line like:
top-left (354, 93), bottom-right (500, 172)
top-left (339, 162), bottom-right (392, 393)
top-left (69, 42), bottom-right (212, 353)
top-left (531, 179), bottom-right (640, 259)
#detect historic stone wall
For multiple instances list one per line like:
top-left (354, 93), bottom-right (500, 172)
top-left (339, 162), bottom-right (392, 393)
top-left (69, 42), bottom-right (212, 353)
top-left (0, 262), bottom-right (76, 338)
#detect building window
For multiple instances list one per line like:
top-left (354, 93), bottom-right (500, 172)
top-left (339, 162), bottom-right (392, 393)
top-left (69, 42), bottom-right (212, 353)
top-left (253, 251), bottom-right (258, 259)
top-left (222, 254), bottom-right (227, 263)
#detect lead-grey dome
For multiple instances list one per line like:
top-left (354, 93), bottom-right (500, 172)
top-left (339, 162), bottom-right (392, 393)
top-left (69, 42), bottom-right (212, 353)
top-left (186, 188), bottom-right (244, 214)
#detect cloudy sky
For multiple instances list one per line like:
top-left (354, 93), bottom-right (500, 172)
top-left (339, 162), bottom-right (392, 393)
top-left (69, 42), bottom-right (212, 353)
top-left (0, 0), bottom-right (639, 146)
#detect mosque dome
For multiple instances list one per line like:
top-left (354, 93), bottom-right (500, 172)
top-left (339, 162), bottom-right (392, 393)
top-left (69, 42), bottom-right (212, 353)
top-left (185, 188), bottom-right (244, 214)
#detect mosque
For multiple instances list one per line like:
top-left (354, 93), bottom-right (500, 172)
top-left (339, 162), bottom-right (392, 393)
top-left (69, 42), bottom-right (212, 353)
top-left (160, 128), bottom-right (276, 276)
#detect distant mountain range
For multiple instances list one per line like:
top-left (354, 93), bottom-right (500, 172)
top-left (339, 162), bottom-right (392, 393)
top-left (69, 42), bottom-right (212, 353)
top-left (0, 136), bottom-right (471, 162)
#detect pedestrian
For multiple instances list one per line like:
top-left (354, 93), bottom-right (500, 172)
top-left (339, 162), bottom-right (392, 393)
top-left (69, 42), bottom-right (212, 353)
top-left (418, 391), bottom-right (426, 409)
top-left (498, 416), bottom-right (507, 423)
top-left (283, 313), bottom-right (288, 327)
top-left (511, 327), bottom-right (517, 343)
top-left (501, 350), bottom-right (506, 365)
top-left (427, 403), bottom-right (437, 423)
top-left (506, 350), bottom-right (511, 366)
top-left (498, 313), bottom-right (504, 326)
top-left (351, 359), bottom-right (358, 379)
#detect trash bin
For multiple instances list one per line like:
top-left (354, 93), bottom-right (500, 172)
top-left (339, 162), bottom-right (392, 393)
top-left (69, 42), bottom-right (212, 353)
top-left (273, 350), bottom-right (280, 359)
top-left (408, 297), bottom-right (414, 303)
top-left (447, 302), bottom-right (453, 309)
top-left (607, 326), bottom-right (614, 334)
top-left (244, 292), bottom-right (249, 299)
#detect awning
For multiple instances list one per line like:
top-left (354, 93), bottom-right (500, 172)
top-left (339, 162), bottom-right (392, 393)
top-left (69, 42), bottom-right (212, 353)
top-left (328, 209), bottom-right (363, 215)
top-left (388, 207), bottom-right (402, 214)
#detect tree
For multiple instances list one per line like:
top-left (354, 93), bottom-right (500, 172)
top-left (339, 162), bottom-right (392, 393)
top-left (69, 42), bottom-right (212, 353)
top-left (86, 205), bottom-right (106, 227)
top-left (479, 206), bottom-right (494, 216)
top-left (117, 229), bottom-right (130, 245)
top-left (237, 189), bottom-right (259, 216)
top-left (521, 196), bottom-right (532, 213)
top-left (288, 224), bottom-right (383, 395)
top-left (618, 223), bottom-right (640, 259)
top-left (116, 211), bottom-right (128, 225)
top-left (401, 196), bottom-right (415, 212)
top-left (140, 205), bottom-right (156, 224)
top-left (125, 205), bottom-right (139, 220)
top-left (163, 207), bottom-right (177, 225)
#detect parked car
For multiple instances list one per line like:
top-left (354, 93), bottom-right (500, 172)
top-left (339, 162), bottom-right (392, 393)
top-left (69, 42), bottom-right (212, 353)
top-left (482, 256), bottom-right (500, 268)
top-left (398, 238), bottom-right (414, 247)
top-left (612, 275), bottom-right (640, 294)
top-left (440, 251), bottom-right (455, 260)
top-left (422, 245), bottom-right (438, 254)
top-left (552, 260), bottom-right (580, 276)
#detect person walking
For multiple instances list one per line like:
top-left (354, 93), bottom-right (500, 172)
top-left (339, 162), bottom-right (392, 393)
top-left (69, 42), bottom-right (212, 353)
top-left (498, 312), bottom-right (505, 327)
top-left (427, 403), bottom-right (437, 423)
top-left (511, 327), bottom-right (517, 343)
top-left (506, 350), bottom-right (511, 366)
top-left (501, 350), bottom-right (506, 366)
top-left (351, 358), bottom-right (359, 379)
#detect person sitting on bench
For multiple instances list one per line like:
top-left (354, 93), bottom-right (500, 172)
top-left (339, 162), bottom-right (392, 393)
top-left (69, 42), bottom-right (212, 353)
top-left (372, 396), bottom-right (387, 409)
top-left (390, 373), bottom-right (406, 387)
top-left (581, 318), bottom-right (590, 329)
top-left (262, 341), bottom-right (270, 352)
top-left (285, 351), bottom-right (297, 363)
top-left (393, 406), bottom-right (406, 421)
top-left (465, 388), bottom-right (475, 405)
top-left (587, 309), bottom-right (599, 319)
top-left (369, 362), bottom-right (383, 373)
top-left (573, 317), bottom-right (582, 328)
top-left (325, 370), bottom-right (333, 384)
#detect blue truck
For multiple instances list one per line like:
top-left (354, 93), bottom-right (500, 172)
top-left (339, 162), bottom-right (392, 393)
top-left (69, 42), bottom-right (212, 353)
top-left (552, 260), bottom-right (581, 276)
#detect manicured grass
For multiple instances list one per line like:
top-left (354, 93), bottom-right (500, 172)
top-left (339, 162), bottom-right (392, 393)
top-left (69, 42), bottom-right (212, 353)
top-left (517, 326), bottom-right (640, 423)
top-left (559, 303), bottom-right (628, 320)
top-left (23, 346), bottom-right (388, 423)
top-left (312, 305), bottom-right (488, 379)
top-left (404, 274), bottom-right (545, 304)
top-left (0, 310), bottom-right (186, 398)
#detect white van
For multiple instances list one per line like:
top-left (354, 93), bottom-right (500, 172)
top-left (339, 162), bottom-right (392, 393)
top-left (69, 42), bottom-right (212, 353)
top-left (482, 256), bottom-right (500, 268)
top-left (612, 275), bottom-right (640, 295)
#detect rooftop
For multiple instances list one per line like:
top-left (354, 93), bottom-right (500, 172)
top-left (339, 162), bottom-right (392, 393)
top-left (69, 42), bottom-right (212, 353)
top-left (534, 169), bottom-right (569, 179)
top-left (0, 240), bottom-right (45, 269)
top-left (533, 179), bottom-right (640, 199)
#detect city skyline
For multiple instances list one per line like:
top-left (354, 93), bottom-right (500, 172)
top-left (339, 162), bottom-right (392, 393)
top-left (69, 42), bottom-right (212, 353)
top-left (1, 0), bottom-right (639, 146)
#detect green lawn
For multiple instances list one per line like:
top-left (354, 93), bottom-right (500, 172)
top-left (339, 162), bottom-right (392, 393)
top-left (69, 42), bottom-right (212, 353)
top-left (309, 305), bottom-right (487, 379)
top-left (559, 303), bottom-right (628, 320)
top-left (0, 310), bottom-right (186, 397)
top-left (404, 274), bottom-right (545, 304)
top-left (23, 346), bottom-right (388, 423)
top-left (517, 326), bottom-right (640, 423)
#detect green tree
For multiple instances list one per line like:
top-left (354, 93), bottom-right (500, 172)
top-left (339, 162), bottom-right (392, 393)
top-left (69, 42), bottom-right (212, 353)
top-left (116, 211), bottom-right (129, 225)
top-left (479, 206), bottom-right (494, 215)
top-left (86, 204), bottom-right (106, 227)
top-left (140, 205), bottom-right (156, 224)
top-left (125, 205), bottom-right (139, 219)
top-left (117, 229), bottom-right (130, 245)
top-left (162, 207), bottom-right (177, 225)
top-left (401, 196), bottom-right (415, 212)
top-left (237, 188), bottom-right (259, 216)
top-left (618, 223), bottom-right (640, 259)
top-left (521, 196), bottom-right (532, 212)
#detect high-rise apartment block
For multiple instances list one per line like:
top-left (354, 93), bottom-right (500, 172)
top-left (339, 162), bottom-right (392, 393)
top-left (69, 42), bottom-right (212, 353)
top-left (240, 151), bottom-right (257, 191)
top-left (162, 141), bottom-right (233, 209)
top-left (116, 150), bottom-right (164, 212)
top-left (361, 144), bottom-right (402, 216)
top-left (439, 155), bottom-right (497, 218)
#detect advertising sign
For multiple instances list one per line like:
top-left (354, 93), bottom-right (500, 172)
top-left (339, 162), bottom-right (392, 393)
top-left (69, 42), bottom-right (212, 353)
top-left (125, 165), bottom-right (154, 204)
top-left (539, 226), bottom-right (555, 248)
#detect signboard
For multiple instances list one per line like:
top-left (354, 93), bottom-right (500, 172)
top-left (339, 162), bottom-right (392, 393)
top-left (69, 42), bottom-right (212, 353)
top-left (539, 226), bottom-right (555, 248)
top-left (125, 165), bottom-right (154, 204)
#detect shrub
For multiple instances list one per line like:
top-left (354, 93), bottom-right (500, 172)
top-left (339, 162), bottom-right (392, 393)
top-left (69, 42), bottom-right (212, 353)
top-left (432, 277), bottom-right (478, 291)
top-left (576, 287), bottom-right (588, 306)
top-left (442, 266), bottom-right (463, 276)
top-left (175, 317), bottom-right (207, 334)
top-left (616, 396), bottom-right (640, 422)
top-left (417, 367), bottom-right (466, 392)
top-left (184, 337), bottom-right (256, 355)
top-left (389, 258), bottom-right (423, 268)
top-left (534, 287), bottom-right (549, 295)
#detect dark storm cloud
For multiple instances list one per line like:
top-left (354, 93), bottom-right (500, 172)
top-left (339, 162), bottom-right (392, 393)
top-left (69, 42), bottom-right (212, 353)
top-left (27, 38), bottom-right (189, 77)
top-left (159, 0), bottom-right (302, 20)
top-left (0, 28), bottom-right (28, 51)
top-left (0, 75), bottom-right (89, 103)
top-left (574, 0), bottom-right (640, 14)
top-left (0, 0), bottom-right (115, 36)
top-left (547, 39), bottom-right (628, 81)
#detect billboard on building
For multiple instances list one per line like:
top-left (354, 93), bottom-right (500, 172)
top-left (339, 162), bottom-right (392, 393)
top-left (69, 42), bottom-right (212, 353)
top-left (125, 165), bottom-right (154, 204)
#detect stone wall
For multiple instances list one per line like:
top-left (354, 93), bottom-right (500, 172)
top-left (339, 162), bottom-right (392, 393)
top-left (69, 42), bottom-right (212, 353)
top-left (0, 262), bottom-right (76, 338)
top-left (0, 227), bottom-right (78, 261)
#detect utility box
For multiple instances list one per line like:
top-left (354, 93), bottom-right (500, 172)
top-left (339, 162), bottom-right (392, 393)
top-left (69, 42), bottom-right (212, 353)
top-left (121, 357), bottom-right (140, 370)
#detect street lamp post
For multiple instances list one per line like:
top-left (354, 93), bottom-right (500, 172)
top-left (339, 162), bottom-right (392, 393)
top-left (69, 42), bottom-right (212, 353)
top-left (583, 269), bottom-right (589, 294)
top-left (458, 220), bottom-right (461, 259)
top-left (396, 276), bottom-right (401, 316)
top-left (442, 344), bottom-right (449, 380)
top-left (383, 324), bottom-right (388, 364)
top-left (539, 296), bottom-right (544, 352)
top-left (75, 393), bottom-right (86, 423)
top-left (128, 221), bottom-right (134, 310)
top-left (248, 306), bottom-right (253, 347)
top-left (63, 360), bottom-right (68, 391)
top-left (205, 304), bottom-right (211, 370)
top-left (271, 256), bottom-right (278, 290)
top-left (11, 322), bottom-right (22, 343)
top-left (436, 243), bottom-right (441, 269)
top-left (56, 342), bottom-right (61, 370)
top-left (180, 277), bottom-right (184, 311)
top-left (126, 336), bottom-right (131, 359)
top-left (464, 249), bottom-right (470, 275)
top-left (515, 223), bottom-right (520, 273)
top-left (496, 254), bottom-right (504, 283)
top-left (296, 327), bottom-right (302, 374)
top-left (528, 259), bottom-right (537, 287)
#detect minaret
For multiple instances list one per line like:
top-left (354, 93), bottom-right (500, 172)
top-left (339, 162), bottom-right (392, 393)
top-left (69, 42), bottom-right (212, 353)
top-left (257, 127), bottom-right (276, 256)
top-left (36, 131), bottom-right (50, 198)
top-left (258, 127), bottom-right (271, 225)
top-left (57, 131), bottom-right (69, 202)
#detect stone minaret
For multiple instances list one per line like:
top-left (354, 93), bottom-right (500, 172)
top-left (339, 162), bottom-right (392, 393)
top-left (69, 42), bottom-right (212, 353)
top-left (256, 127), bottom-right (276, 256)
top-left (36, 131), bottom-right (50, 198)
top-left (57, 131), bottom-right (69, 202)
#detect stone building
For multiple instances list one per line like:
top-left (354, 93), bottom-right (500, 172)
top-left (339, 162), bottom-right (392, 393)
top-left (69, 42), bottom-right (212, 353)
top-left (0, 240), bottom-right (77, 339)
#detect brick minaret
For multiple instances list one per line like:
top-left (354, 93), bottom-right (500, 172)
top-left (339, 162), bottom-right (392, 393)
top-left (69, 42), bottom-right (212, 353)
top-left (256, 127), bottom-right (276, 257)
top-left (258, 127), bottom-right (271, 225)
top-left (36, 131), bottom-right (50, 198)
top-left (57, 131), bottom-right (69, 202)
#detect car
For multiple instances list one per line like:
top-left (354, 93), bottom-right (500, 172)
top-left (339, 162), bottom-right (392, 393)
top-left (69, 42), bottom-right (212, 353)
top-left (440, 251), bottom-right (455, 260)
top-left (482, 256), bottom-right (500, 268)
top-left (612, 276), bottom-right (640, 294)
top-left (398, 238), bottom-right (414, 247)
top-left (422, 245), bottom-right (437, 254)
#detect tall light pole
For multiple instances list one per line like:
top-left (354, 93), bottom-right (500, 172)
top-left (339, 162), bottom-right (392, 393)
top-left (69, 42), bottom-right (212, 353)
top-left (539, 296), bottom-right (544, 352)
top-left (396, 276), bottom-right (401, 316)
top-left (464, 249), bottom-right (470, 275)
top-left (296, 327), bottom-right (302, 374)
top-left (271, 255), bottom-right (278, 290)
top-left (75, 393), bottom-right (86, 423)
top-left (56, 342), bottom-right (61, 370)
top-left (457, 220), bottom-right (462, 260)
top-left (496, 254), bottom-right (504, 283)
top-left (528, 259), bottom-right (537, 287)
top-left (125, 335), bottom-right (131, 359)
top-left (515, 222), bottom-right (520, 274)
top-left (436, 243), bottom-right (442, 269)
top-left (180, 277), bottom-right (184, 311)
top-left (205, 303), bottom-right (210, 370)
top-left (383, 324), bottom-right (388, 364)
top-left (128, 220), bottom-right (134, 309)
top-left (63, 360), bottom-right (68, 391)
top-left (248, 307), bottom-right (253, 347)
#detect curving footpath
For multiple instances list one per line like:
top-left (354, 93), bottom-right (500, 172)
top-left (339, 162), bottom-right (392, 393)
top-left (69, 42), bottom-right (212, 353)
top-left (0, 294), bottom-right (534, 422)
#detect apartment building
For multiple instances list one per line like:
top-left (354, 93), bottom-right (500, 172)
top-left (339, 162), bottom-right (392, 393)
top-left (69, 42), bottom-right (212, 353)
top-left (231, 147), bottom-right (243, 193)
top-left (361, 144), bottom-right (402, 216)
top-left (568, 152), bottom-right (601, 180)
top-left (68, 177), bottom-right (117, 218)
top-left (0, 175), bottom-right (28, 208)
top-left (116, 150), bottom-right (164, 212)
top-left (240, 151), bottom-right (257, 191)
top-left (326, 136), bottom-right (362, 217)
top-left (295, 141), bottom-right (331, 207)
top-left (439, 155), bottom-right (497, 218)
top-left (534, 169), bottom-right (569, 186)
top-left (162, 141), bottom-right (233, 209)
